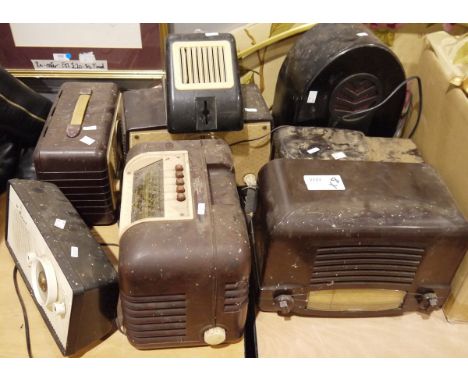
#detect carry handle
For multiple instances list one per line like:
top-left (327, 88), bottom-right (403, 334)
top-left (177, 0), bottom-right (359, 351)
top-left (66, 90), bottom-right (92, 138)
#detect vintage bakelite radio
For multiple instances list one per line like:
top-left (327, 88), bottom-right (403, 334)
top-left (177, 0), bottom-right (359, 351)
top-left (254, 159), bottom-right (468, 317)
top-left (34, 82), bottom-right (123, 225)
top-left (166, 32), bottom-right (243, 133)
top-left (273, 126), bottom-right (423, 163)
top-left (5, 179), bottom-right (119, 356)
top-left (119, 139), bottom-right (251, 349)
top-left (121, 84), bottom-right (272, 185)
top-left (272, 24), bottom-right (406, 137)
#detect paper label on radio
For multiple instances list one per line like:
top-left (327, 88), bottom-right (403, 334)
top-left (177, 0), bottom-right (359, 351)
top-left (83, 125), bottom-right (97, 131)
top-left (80, 136), bottom-right (95, 145)
top-left (331, 151), bottom-right (347, 160)
top-left (307, 147), bottom-right (320, 154)
top-left (54, 218), bottom-right (66, 229)
top-left (356, 32), bottom-right (368, 37)
top-left (307, 91), bottom-right (318, 104)
top-left (70, 246), bottom-right (79, 258)
top-left (304, 175), bottom-right (345, 191)
top-left (31, 59), bottom-right (107, 71)
top-left (197, 203), bottom-right (206, 215)
top-left (244, 107), bottom-right (258, 112)
top-left (205, 32), bottom-right (219, 37)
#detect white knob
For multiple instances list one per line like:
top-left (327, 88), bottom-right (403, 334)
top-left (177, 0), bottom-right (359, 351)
top-left (53, 302), bottom-right (66, 316)
top-left (203, 327), bottom-right (226, 346)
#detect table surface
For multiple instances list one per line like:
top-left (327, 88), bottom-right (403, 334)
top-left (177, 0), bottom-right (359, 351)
top-left (0, 192), bottom-right (245, 358)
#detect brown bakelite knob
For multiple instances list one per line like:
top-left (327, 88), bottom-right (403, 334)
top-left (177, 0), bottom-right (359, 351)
top-left (176, 171), bottom-right (184, 179)
top-left (175, 164), bottom-right (184, 171)
top-left (177, 193), bottom-right (186, 202)
top-left (176, 178), bottom-right (185, 186)
top-left (176, 186), bottom-right (185, 193)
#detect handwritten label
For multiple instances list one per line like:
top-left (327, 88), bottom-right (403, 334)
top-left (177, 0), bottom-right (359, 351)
top-left (331, 151), bottom-right (347, 160)
top-left (70, 246), bottom-right (79, 258)
top-left (80, 136), bottom-right (95, 145)
top-left (54, 218), bottom-right (66, 229)
top-left (31, 59), bottom-right (108, 71)
top-left (307, 147), bottom-right (320, 154)
top-left (304, 175), bottom-right (346, 191)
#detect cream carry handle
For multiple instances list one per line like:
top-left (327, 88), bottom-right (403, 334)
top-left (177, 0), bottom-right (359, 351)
top-left (66, 90), bottom-right (92, 138)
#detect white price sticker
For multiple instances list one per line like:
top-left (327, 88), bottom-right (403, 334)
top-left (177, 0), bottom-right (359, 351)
top-left (82, 125), bottom-right (97, 131)
top-left (197, 203), bottom-right (206, 215)
top-left (304, 175), bottom-right (346, 191)
top-left (70, 246), bottom-right (79, 258)
top-left (356, 32), bottom-right (368, 37)
top-left (54, 218), bottom-right (66, 229)
top-left (307, 147), bottom-right (320, 154)
top-left (331, 151), bottom-right (347, 160)
top-left (244, 108), bottom-right (258, 112)
top-left (80, 136), bottom-right (95, 145)
top-left (205, 32), bottom-right (219, 37)
top-left (307, 91), bottom-right (318, 104)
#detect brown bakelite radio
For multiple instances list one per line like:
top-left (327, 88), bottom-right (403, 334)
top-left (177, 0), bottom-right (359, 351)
top-left (118, 139), bottom-right (250, 349)
top-left (34, 82), bottom-right (123, 226)
top-left (254, 159), bottom-right (468, 317)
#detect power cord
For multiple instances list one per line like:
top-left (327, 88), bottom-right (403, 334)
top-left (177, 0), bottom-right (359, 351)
top-left (336, 75), bottom-right (423, 139)
top-left (229, 125), bottom-right (288, 147)
top-left (13, 266), bottom-right (33, 358)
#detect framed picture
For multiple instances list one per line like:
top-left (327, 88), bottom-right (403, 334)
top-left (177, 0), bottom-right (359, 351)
top-left (0, 23), bottom-right (167, 80)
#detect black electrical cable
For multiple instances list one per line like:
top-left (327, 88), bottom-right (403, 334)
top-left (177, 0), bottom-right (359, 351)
top-left (337, 75), bottom-right (423, 139)
top-left (13, 266), bottom-right (33, 358)
top-left (229, 125), bottom-right (288, 147)
top-left (230, 76), bottom-right (423, 147)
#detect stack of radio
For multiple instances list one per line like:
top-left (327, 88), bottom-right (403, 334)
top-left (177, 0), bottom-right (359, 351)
top-left (33, 82), bottom-right (123, 226)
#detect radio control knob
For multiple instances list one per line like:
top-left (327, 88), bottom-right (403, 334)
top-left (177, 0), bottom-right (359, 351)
top-left (175, 164), bottom-right (184, 171)
top-left (274, 294), bottom-right (295, 315)
top-left (176, 178), bottom-right (185, 186)
top-left (204, 327), bottom-right (226, 346)
top-left (177, 193), bottom-right (186, 202)
top-left (176, 171), bottom-right (184, 179)
top-left (52, 302), bottom-right (66, 317)
top-left (176, 186), bottom-right (185, 193)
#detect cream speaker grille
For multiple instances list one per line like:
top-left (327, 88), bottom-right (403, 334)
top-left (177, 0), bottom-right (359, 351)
top-left (172, 41), bottom-right (234, 90)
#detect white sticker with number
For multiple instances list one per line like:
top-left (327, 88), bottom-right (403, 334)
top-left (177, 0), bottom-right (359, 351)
top-left (304, 175), bottom-right (345, 191)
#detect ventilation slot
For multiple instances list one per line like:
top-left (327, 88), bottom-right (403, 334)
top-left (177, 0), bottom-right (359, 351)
top-left (121, 293), bottom-right (187, 342)
top-left (172, 40), bottom-right (234, 90)
top-left (311, 246), bottom-right (424, 286)
top-left (224, 280), bottom-right (249, 313)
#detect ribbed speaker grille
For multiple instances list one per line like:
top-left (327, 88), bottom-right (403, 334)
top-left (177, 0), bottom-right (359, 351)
top-left (311, 246), bottom-right (424, 285)
top-left (330, 74), bottom-right (381, 117)
top-left (121, 293), bottom-right (187, 342)
top-left (178, 45), bottom-right (228, 85)
top-left (224, 280), bottom-right (249, 313)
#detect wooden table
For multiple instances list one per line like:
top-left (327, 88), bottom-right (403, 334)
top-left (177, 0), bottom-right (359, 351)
top-left (255, 310), bottom-right (468, 357)
top-left (0, 193), bottom-right (245, 358)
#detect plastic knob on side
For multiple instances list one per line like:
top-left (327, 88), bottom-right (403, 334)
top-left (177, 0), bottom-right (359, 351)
top-left (53, 302), bottom-right (66, 317)
top-left (203, 327), bottom-right (226, 346)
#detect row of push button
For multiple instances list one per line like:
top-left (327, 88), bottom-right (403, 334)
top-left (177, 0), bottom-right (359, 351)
top-left (175, 164), bottom-right (186, 201)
